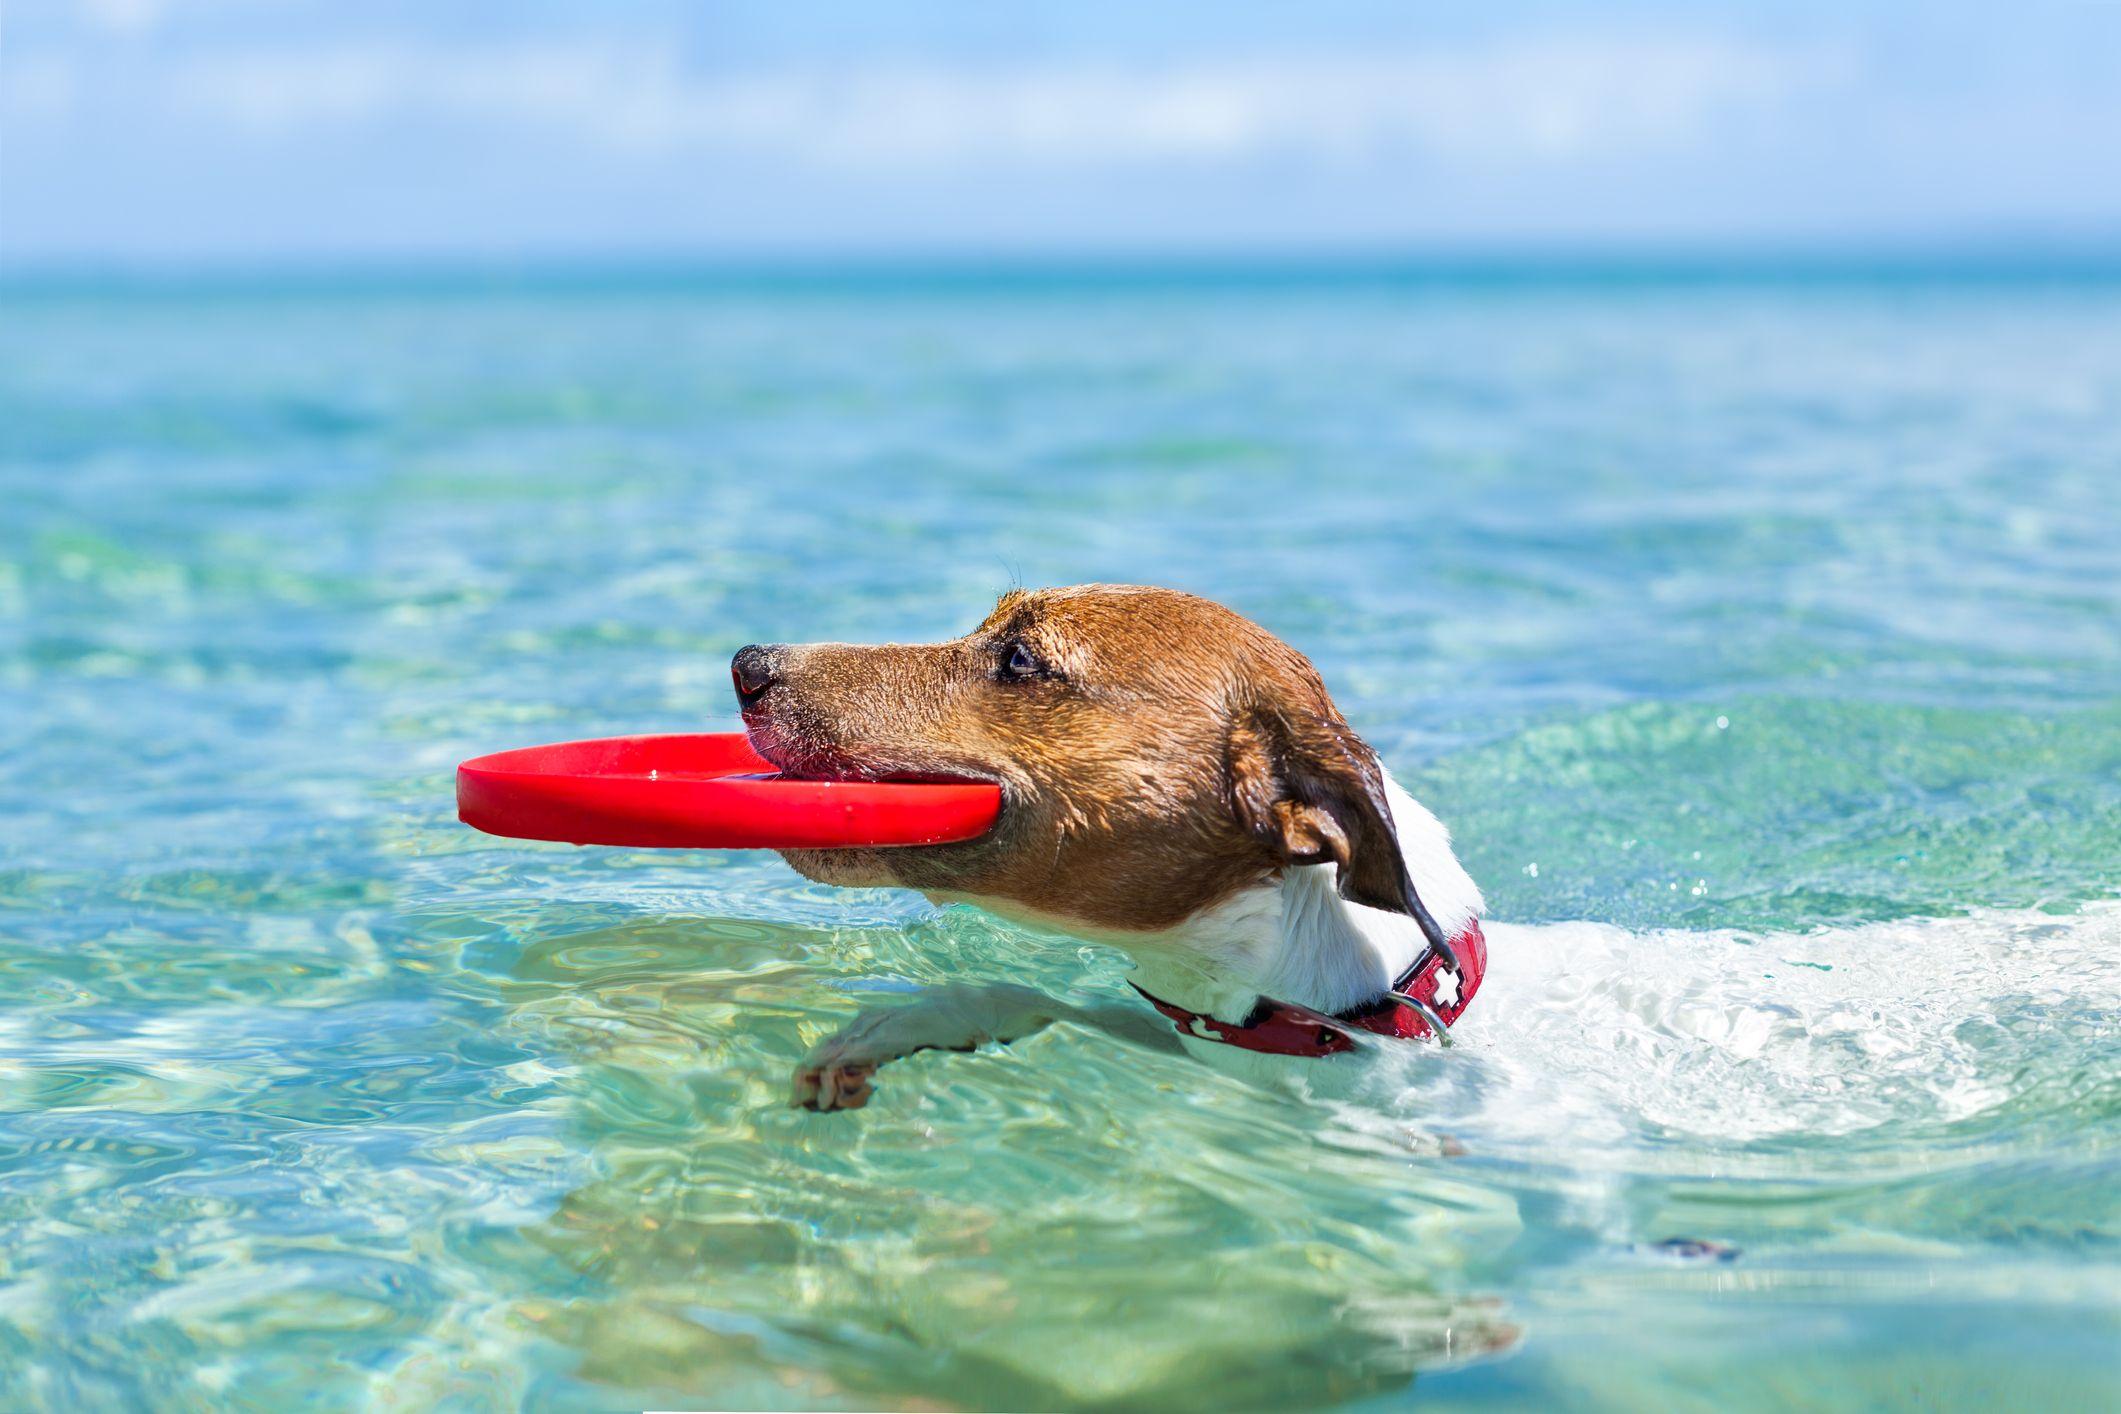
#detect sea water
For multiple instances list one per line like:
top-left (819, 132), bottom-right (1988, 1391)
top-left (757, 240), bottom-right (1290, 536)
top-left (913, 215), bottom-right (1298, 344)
top-left (1, 268), bottom-right (2116, 1409)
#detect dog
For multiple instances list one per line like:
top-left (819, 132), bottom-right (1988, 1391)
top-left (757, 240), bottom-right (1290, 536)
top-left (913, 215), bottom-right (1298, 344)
top-left (733, 584), bottom-right (1485, 1111)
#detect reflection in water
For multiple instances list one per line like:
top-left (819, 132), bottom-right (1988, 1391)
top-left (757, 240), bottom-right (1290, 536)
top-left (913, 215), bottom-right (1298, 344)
top-left (486, 899), bottom-right (2121, 1408)
top-left (508, 915), bottom-right (1522, 1409)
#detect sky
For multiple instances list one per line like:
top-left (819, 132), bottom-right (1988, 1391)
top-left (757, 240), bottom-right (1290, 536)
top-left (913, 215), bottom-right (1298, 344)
top-left (4, 1), bottom-right (2120, 265)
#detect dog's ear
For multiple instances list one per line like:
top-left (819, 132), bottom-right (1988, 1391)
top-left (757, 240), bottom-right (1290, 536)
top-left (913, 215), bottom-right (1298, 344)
top-left (1226, 706), bottom-right (1416, 917)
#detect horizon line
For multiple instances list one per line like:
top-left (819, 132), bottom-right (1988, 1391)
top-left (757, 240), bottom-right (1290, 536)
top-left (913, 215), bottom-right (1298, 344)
top-left (5, 239), bottom-right (2121, 292)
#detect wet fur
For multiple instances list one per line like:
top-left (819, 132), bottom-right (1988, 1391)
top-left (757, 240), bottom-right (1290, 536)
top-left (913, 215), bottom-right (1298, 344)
top-left (742, 585), bottom-right (1482, 1109)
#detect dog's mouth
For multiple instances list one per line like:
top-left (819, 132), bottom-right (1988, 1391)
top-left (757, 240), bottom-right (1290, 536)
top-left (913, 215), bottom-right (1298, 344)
top-left (783, 762), bottom-right (989, 787)
top-left (742, 718), bottom-right (1001, 792)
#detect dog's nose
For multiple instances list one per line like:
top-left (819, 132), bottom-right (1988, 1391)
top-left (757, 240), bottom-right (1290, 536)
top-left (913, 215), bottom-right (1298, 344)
top-left (731, 644), bottom-right (783, 709)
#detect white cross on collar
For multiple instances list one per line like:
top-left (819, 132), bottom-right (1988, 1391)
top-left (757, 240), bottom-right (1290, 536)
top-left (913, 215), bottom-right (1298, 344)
top-left (1429, 964), bottom-right (1461, 1010)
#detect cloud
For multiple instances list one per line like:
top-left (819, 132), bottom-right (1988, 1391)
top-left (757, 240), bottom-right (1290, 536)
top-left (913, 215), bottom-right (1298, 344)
top-left (78, 0), bottom-right (172, 37)
top-left (7, 33), bottom-right (1844, 173)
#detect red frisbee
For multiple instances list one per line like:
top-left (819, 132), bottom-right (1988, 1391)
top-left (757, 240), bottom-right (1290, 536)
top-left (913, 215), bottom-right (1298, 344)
top-left (456, 733), bottom-right (1001, 850)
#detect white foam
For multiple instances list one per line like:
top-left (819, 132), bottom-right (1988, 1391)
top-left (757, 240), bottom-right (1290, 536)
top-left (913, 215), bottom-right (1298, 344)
top-left (1437, 904), bottom-right (2121, 1150)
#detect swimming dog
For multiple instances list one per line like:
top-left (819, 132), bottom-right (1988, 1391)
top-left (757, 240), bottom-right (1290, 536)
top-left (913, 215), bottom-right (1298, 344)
top-left (733, 584), bottom-right (1485, 1110)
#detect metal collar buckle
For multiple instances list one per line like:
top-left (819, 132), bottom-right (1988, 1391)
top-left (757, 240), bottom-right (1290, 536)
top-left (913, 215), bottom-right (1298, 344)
top-left (1388, 987), bottom-right (1454, 1046)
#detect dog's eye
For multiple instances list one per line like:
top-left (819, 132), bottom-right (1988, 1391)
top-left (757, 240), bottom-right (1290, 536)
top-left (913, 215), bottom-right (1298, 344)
top-left (999, 640), bottom-right (1046, 681)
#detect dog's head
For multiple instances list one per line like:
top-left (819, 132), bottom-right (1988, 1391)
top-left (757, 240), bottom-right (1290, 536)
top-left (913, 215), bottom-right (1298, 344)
top-left (735, 585), bottom-right (1431, 935)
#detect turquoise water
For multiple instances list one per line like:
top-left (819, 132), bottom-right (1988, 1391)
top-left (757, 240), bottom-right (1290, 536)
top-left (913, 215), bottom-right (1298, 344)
top-left (2, 270), bottom-right (2117, 1410)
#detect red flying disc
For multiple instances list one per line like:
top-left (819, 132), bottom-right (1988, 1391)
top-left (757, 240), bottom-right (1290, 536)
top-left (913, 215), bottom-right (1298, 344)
top-left (456, 733), bottom-right (1001, 850)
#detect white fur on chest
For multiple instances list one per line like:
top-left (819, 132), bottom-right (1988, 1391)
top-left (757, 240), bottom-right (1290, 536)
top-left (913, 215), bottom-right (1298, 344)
top-left (1118, 772), bottom-right (1483, 1024)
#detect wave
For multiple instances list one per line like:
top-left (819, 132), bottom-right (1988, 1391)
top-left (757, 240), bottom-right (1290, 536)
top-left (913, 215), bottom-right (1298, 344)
top-left (1449, 904), bottom-right (2121, 1149)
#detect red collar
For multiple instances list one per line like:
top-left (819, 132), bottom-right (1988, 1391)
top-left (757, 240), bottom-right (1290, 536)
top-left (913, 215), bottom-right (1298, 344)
top-left (1132, 919), bottom-right (1486, 1058)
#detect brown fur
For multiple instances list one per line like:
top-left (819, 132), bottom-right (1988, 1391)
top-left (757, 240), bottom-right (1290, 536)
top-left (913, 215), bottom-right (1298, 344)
top-left (739, 584), bottom-right (1415, 934)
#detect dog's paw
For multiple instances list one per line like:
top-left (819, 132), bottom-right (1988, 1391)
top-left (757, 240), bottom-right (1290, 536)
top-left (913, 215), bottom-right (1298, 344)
top-left (790, 1012), bottom-right (911, 1112)
top-left (790, 1056), bottom-right (878, 1111)
top-left (787, 989), bottom-right (1043, 1112)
